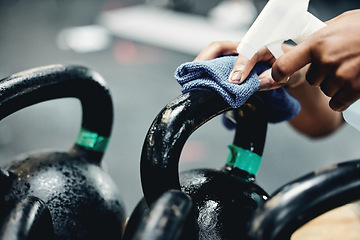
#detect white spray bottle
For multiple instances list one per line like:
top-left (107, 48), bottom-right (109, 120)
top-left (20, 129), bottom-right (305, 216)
top-left (237, 0), bottom-right (325, 59)
top-left (237, 0), bottom-right (360, 130)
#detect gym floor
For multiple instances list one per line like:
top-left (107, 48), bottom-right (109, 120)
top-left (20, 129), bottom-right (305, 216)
top-left (0, 0), bottom-right (359, 216)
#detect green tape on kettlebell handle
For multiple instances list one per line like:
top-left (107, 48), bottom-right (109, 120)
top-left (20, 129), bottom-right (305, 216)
top-left (76, 128), bottom-right (109, 152)
top-left (226, 144), bottom-right (262, 175)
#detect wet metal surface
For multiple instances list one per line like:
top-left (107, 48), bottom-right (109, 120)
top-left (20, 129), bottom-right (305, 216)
top-left (0, 0), bottom-right (360, 217)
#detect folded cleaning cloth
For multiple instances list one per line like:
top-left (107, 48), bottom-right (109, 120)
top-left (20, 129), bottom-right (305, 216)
top-left (174, 55), bottom-right (301, 124)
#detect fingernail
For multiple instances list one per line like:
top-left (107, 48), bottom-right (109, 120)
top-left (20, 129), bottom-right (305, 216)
top-left (229, 71), bottom-right (242, 83)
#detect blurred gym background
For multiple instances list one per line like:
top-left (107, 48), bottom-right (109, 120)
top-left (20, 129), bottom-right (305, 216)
top-left (0, 0), bottom-right (359, 215)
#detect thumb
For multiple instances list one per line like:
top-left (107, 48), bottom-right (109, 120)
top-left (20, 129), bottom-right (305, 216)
top-left (229, 46), bottom-right (277, 84)
top-left (228, 54), bottom-right (258, 84)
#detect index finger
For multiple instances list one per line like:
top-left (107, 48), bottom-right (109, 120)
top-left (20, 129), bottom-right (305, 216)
top-left (228, 46), bottom-right (274, 84)
top-left (271, 41), bottom-right (312, 83)
top-left (228, 54), bottom-right (257, 84)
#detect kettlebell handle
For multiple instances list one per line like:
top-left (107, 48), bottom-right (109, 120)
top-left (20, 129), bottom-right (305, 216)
top-left (140, 89), bottom-right (267, 205)
top-left (0, 65), bottom-right (113, 163)
top-left (131, 190), bottom-right (198, 240)
top-left (0, 196), bottom-right (54, 239)
top-left (247, 159), bottom-right (360, 240)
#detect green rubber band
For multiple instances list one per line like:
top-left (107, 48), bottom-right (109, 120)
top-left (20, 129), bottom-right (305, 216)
top-left (226, 144), bottom-right (262, 175)
top-left (76, 128), bottom-right (109, 152)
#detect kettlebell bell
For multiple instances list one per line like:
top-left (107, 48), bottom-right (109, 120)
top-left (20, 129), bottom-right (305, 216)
top-left (0, 65), bottom-right (126, 239)
top-left (126, 89), bottom-right (269, 239)
top-left (247, 159), bottom-right (360, 240)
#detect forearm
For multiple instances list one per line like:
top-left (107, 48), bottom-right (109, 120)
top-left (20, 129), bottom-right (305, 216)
top-left (286, 81), bottom-right (345, 138)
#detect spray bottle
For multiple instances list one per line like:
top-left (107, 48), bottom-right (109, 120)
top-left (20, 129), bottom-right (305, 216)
top-left (237, 0), bottom-right (360, 130)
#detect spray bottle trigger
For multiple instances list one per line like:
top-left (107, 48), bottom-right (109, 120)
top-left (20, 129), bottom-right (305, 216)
top-left (266, 40), bottom-right (284, 59)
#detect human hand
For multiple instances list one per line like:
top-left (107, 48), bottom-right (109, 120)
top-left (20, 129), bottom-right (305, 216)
top-left (271, 10), bottom-right (360, 112)
top-left (194, 40), bottom-right (344, 136)
top-left (195, 41), bottom-right (305, 90)
top-left (227, 44), bottom-right (306, 90)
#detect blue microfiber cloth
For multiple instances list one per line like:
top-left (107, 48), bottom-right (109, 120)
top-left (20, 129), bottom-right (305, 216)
top-left (174, 56), bottom-right (301, 125)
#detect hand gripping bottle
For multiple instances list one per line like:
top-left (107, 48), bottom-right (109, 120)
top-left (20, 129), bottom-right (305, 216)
top-left (237, 0), bottom-right (360, 130)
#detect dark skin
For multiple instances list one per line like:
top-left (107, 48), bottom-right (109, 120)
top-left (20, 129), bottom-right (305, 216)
top-left (193, 10), bottom-right (360, 138)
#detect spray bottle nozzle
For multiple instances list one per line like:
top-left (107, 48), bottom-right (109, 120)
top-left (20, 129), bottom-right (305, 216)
top-left (237, 0), bottom-right (326, 60)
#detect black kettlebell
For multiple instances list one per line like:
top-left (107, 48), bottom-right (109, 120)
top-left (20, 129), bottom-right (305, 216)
top-left (130, 189), bottom-right (198, 240)
top-left (0, 65), bottom-right (126, 239)
top-left (0, 195), bottom-right (54, 239)
top-left (125, 89), bottom-right (269, 239)
top-left (247, 159), bottom-right (360, 240)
